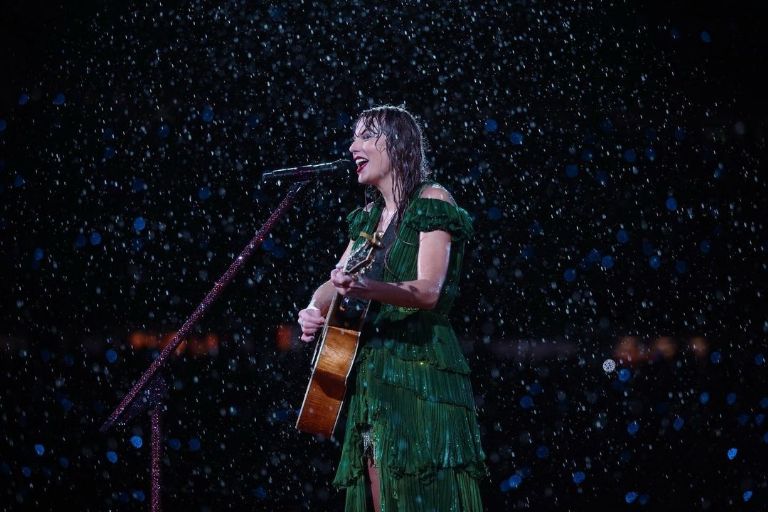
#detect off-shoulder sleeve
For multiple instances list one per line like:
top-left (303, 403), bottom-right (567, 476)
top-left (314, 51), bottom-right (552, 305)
top-left (346, 207), bottom-right (368, 241)
top-left (402, 197), bottom-right (475, 241)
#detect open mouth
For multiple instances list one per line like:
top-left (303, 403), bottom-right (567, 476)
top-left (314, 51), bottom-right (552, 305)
top-left (355, 157), bottom-right (369, 173)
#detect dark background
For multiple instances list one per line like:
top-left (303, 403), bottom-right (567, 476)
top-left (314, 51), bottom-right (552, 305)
top-left (1, 0), bottom-right (766, 510)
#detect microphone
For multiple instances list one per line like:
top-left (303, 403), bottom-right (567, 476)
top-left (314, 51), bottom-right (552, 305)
top-left (261, 159), bottom-right (354, 182)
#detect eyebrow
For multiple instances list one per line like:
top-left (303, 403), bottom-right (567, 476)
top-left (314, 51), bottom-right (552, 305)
top-left (354, 127), bottom-right (380, 137)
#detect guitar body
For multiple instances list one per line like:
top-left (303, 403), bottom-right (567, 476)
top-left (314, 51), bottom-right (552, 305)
top-left (295, 324), bottom-right (365, 436)
top-left (296, 232), bottom-right (382, 437)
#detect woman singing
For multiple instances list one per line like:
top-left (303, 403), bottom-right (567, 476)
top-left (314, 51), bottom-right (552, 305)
top-left (297, 105), bottom-right (486, 511)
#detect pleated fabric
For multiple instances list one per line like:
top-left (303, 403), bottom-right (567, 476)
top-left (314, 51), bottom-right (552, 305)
top-left (332, 183), bottom-right (487, 511)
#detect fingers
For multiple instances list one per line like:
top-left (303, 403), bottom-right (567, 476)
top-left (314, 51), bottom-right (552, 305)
top-left (298, 307), bottom-right (325, 343)
top-left (298, 311), bottom-right (324, 329)
top-left (330, 268), bottom-right (358, 295)
top-left (299, 308), bottom-right (324, 323)
top-left (330, 267), bottom-right (355, 284)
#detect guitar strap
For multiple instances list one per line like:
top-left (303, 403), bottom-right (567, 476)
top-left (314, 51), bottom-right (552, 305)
top-left (339, 216), bottom-right (399, 327)
top-left (359, 214), bottom-right (399, 283)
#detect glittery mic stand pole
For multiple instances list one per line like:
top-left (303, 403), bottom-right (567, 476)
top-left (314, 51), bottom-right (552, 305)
top-left (100, 179), bottom-right (311, 512)
top-left (150, 405), bottom-right (162, 512)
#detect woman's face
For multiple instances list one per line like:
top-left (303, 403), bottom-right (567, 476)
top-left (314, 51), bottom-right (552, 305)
top-left (349, 119), bottom-right (393, 187)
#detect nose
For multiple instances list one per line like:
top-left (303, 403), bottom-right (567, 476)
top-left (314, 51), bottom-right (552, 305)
top-left (349, 137), bottom-right (358, 154)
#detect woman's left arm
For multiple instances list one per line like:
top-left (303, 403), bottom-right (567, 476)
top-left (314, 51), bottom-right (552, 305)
top-left (330, 229), bottom-right (451, 310)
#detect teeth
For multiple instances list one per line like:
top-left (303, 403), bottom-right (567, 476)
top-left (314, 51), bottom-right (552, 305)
top-left (355, 157), bottom-right (368, 165)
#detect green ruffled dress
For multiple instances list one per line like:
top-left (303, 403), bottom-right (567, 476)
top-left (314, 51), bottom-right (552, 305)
top-left (332, 183), bottom-right (487, 511)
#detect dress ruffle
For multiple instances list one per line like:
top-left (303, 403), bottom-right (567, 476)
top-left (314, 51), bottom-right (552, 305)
top-left (332, 344), bottom-right (487, 512)
top-left (401, 197), bottom-right (475, 242)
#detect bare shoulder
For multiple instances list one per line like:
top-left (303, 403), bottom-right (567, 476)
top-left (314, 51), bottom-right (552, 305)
top-left (419, 183), bottom-right (456, 206)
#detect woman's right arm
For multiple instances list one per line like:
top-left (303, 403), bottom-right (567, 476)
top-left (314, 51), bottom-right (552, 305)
top-left (297, 239), bottom-right (355, 342)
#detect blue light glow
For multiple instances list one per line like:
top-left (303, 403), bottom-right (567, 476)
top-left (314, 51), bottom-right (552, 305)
top-left (133, 217), bottom-right (146, 232)
top-left (509, 131), bottom-right (524, 145)
top-left (520, 395), bottom-right (534, 409)
top-left (665, 197), bottom-right (678, 211)
top-left (201, 105), bottom-right (214, 122)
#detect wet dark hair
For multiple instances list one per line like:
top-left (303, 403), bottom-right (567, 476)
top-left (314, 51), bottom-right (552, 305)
top-left (355, 105), bottom-right (430, 227)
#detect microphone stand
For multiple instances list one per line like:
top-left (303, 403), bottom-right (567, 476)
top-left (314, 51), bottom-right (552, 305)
top-left (101, 179), bottom-right (311, 512)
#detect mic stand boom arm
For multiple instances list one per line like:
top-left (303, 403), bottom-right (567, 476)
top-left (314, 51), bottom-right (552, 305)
top-left (100, 179), bottom-right (310, 512)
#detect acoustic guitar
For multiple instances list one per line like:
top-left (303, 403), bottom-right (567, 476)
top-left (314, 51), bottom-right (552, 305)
top-left (296, 231), bottom-right (383, 437)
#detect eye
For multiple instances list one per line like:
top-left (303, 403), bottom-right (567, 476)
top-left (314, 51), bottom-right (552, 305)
top-left (351, 132), bottom-right (375, 142)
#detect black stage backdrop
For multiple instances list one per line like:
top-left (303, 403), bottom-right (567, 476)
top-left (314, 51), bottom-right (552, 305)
top-left (1, 1), bottom-right (766, 510)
